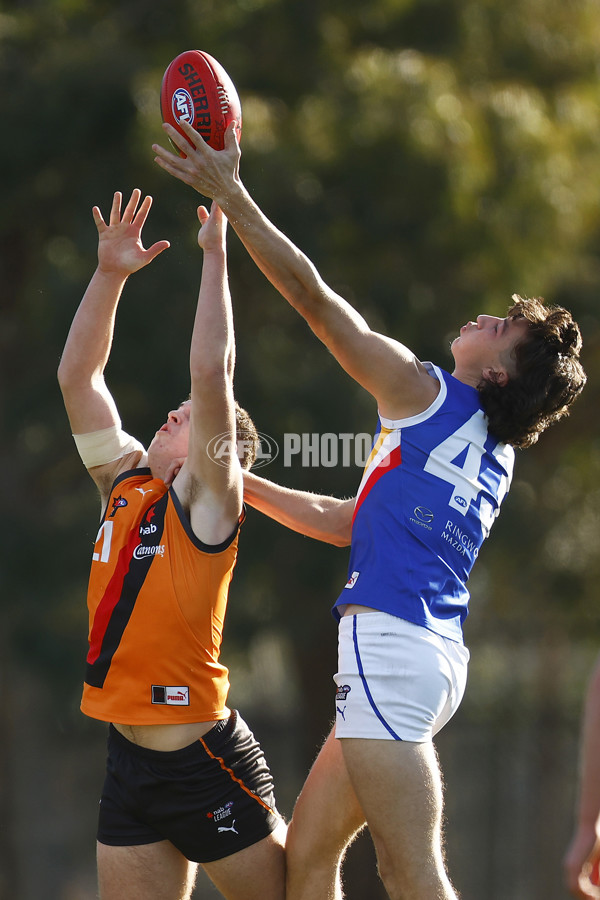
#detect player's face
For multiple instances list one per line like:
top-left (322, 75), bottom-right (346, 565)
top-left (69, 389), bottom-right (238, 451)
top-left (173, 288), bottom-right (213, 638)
top-left (451, 314), bottom-right (530, 378)
top-left (150, 400), bottom-right (191, 459)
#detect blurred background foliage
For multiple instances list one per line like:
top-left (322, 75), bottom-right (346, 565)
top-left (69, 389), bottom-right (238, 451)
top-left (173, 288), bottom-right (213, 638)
top-left (1, 0), bottom-right (600, 897)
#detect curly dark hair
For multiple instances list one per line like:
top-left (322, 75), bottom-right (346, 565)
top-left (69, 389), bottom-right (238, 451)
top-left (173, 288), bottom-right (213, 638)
top-left (234, 401), bottom-right (260, 469)
top-left (477, 295), bottom-right (586, 449)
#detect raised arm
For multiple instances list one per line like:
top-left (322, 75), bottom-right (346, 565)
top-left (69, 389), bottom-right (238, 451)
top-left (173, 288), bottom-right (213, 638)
top-left (171, 204), bottom-right (243, 546)
top-left (153, 123), bottom-right (438, 420)
top-left (57, 189), bottom-right (170, 496)
top-left (243, 471), bottom-right (353, 547)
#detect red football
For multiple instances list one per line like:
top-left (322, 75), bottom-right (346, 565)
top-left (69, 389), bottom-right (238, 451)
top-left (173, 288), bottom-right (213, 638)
top-left (160, 50), bottom-right (242, 153)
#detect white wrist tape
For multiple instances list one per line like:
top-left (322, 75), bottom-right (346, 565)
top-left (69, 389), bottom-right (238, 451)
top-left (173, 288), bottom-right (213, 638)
top-left (73, 424), bottom-right (145, 469)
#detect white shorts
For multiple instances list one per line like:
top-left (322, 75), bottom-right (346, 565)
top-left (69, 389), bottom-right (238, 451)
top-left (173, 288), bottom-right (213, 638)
top-left (334, 612), bottom-right (470, 742)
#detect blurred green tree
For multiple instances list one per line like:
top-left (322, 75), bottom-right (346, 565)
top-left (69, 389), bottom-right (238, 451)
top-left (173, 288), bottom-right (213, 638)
top-left (1, 0), bottom-right (600, 895)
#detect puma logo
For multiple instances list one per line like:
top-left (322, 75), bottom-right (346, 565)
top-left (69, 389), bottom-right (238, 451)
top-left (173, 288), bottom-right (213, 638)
top-left (217, 820), bottom-right (238, 835)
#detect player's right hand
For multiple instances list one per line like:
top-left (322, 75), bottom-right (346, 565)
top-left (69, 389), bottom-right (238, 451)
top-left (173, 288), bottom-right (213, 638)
top-left (94, 189), bottom-right (170, 277)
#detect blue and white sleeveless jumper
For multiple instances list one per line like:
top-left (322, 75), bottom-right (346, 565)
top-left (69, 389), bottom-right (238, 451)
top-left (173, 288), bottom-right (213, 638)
top-left (334, 363), bottom-right (514, 643)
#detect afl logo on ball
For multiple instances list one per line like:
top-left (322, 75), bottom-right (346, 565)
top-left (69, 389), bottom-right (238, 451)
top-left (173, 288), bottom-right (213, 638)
top-left (172, 88), bottom-right (194, 124)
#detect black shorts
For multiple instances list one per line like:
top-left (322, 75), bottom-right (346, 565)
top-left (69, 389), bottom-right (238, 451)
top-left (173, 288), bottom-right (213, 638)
top-left (97, 711), bottom-right (282, 863)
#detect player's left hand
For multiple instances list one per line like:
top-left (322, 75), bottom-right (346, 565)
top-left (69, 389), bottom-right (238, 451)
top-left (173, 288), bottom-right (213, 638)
top-left (152, 119), bottom-right (241, 205)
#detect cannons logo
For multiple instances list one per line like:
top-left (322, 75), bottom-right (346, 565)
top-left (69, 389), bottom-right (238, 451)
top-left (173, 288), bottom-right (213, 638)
top-left (133, 506), bottom-right (164, 559)
top-left (133, 543), bottom-right (165, 560)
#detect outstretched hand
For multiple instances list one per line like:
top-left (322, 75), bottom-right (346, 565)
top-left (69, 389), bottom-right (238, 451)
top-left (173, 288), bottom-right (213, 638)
top-left (152, 119), bottom-right (241, 204)
top-left (93, 188), bottom-right (170, 277)
top-left (197, 202), bottom-right (227, 253)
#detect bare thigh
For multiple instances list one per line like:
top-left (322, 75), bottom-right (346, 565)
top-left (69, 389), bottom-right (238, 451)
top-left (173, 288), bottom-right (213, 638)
top-left (202, 821), bottom-right (287, 900)
top-left (97, 840), bottom-right (197, 900)
top-left (98, 826), bottom-right (286, 900)
top-left (286, 728), bottom-right (366, 900)
top-left (340, 738), bottom-right (459, 900)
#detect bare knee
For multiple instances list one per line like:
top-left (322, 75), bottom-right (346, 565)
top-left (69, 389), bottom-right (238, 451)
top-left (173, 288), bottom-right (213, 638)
top-left (372, 838), bottom-right (458, 900)
top-left (287, 805), bottom-right (364, 869)
top-left (286, 817), bottom-right (364, 900)
top-left (287, 815), bottom-right (331, 874)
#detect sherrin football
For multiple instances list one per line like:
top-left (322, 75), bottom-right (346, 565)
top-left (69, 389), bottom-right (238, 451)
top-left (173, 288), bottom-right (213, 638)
top-left (160, 50), bottom-right (241, 153)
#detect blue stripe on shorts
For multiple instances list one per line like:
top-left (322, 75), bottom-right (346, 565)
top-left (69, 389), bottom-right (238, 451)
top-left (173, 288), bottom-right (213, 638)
top-left (352, 615), bottom-right (402, 741)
